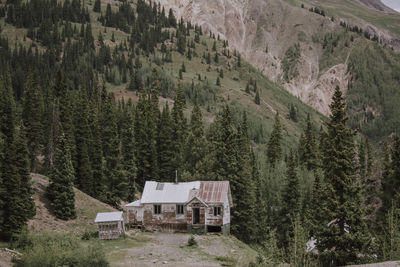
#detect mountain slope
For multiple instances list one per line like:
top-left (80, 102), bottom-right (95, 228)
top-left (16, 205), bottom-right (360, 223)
top-left (159, 0), bottom-right (400, 142)
top-left (28, 173), bottom-right (116, 233)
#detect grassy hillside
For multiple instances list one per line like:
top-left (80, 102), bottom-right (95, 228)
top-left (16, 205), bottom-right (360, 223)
top-left (285, 0), bottom-right (400, 37)
top-left (6, 174), bottom-right (258, 267)
top-left (28, 173), bottom-right (116, 233)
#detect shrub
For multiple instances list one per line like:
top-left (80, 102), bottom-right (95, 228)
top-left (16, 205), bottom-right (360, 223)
top-left (12, 233), bottom-right (109, 267)
top-left (81, 230), bottom-right (98, 240)
top-left (187, 235), bottom-right (197, 247)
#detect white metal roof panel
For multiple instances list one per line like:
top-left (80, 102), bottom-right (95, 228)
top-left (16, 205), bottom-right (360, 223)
top-left (94, 211), bottom-right (123, 223)
top-left (125, 200), bottom-right (142, 207)
top-left (140, 181), bottom-right (200, 204)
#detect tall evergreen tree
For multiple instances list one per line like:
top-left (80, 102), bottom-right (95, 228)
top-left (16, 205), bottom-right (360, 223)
top-left (73, 83), bottom-right (93, 194)
top-left (0, 73), bottom-right (15, 143)
top-left (22, 71), bottom-right (44, 172)
top-left (54, 71), bottom-right (76, 169)
top-left (2, 127), bottom-right (36, 240)
top-left (135, 92), bottom-right (158, 186)
top-left (302, 114), bottom-right (318, 170)
top-left (231, 112), bottom-right (258, 243)
top-left (267, 113), bottom-right (282, 166)
top-left (47, 134), bottom-right (76, 220)
top-left (253, 151), bottom-right (269, 244)
top-left (100, 89), bottom-right (127, 205)
top-left (278, 151), bottom-right (300, 248)
top-left (88, 97), bottom-right (105, 200)
top-left (171, 84), bottom-right (187, 176)
top-left (93, 0), bottom-right (101, 12)
top-left (184, 93), bottom-right (206, 180)
top-left (120, 100), bottom-right (137, 202)
top-left (317, 86), bottom-right (370, 266)
top-left (255, 89), bottom-right (260, 105)
top-left (157, 103), bottom-right (175, 182)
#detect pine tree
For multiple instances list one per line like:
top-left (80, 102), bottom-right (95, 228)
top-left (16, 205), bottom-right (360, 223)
top-left (185, 93), bottom-right (206, 180)
top-left (302, 114), bottom-right (317, 170)
top-left (101, 90), bottom-right (127, 205)
top-left (54, 71), bottom-right (76, 171)
top-left (279, 151), bottom-right (300, 248)
top-left (255, 89), bottom-right (260, 105)
top-left (212, 40), bottom-right (217, 51)
top-left (317, 86), bottom-right (370, 266)
top-left (214, 52), bottom-right (219, 63)
top-left (305, 172), bottom-right (326, 237)
top-left (135, 91), bottom-right (158, 186)
top-left (254, 151), bottom-right (269, 244)
top-left (216, 76), bottom-right (221, 86)
top-left (245, 83), bottom-right (250, 94)
top-left (231, 112), bottom-right (258, 243)
top-left (22, 71), bottom-right (44, 172)
top-left (73, 83), bottom-right (93, 194)
top-left (121, 101), bottom-right (137, 202)
top-left (1, 127), bottom-right (36, 239)
top-left (171, 84), bottom-right (187, 176)
top-left (168, 8), bottom-right (176, 27)
top-left (267, 113), bottom-right (282, 166)
top-left (93, 0), bottom-right (101, 12)
top-left (0, 134), bottom-right (5, 234)
top-left (0, 73), bottom-right (15, 143)
top-left (157, 103), bottom-right (175, 182)
top-left (47, 134), bottom-right (76, 220)
top-left (88, 98), bottom-right (105, 200)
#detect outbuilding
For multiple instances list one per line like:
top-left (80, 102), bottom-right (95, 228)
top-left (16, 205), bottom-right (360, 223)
top-left (94, 211), bottom-right (125, 240)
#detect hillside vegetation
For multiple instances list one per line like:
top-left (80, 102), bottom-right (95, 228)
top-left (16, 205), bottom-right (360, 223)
top-left (1, 174), bottom-right (257, 267)
top-left (2, 0), bottom-right (400, 266)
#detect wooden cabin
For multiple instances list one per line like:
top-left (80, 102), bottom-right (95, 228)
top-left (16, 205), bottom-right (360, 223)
top-left (94, 211), bottom-right (125, 240)
top-left (125, 181), bottom-right (233, 234)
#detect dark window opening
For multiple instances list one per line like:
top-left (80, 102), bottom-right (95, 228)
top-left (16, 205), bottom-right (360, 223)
top-left (154, 204), bottom-right (161, 214)
top-left (176, 204), bottom-right (184, 215)
top-left (214, 206), bottom-right (221, 216)
top-left (207, 225), bottom-right (222, 232)
top-left (193, 208), bottom-right (200, 224)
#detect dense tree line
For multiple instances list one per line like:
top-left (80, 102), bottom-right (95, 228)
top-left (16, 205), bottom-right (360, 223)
top-left (2, 0), bottom-right (400, 266)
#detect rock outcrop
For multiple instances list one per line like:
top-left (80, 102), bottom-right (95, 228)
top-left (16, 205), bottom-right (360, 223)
top-left (159, 0), bottom-right (400, 115)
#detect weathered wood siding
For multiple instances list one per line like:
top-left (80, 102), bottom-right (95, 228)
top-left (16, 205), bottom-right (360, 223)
top-left (127, 206), bottom-right (144, 225)
top-left (206, 205), bottom-right (223, 226)
top-left (142, 203), bottom-right (187, 232)
top-left (97, 220), bottom-right (124, 240)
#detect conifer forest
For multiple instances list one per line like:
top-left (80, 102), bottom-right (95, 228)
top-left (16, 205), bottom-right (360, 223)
top-left (1, 0), bottom-right (400, 266)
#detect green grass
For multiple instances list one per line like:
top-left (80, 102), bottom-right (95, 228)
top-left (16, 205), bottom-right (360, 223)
top-left (215, 255), bottom-right (238, 266)
top-left (301, 0), bottom-right (400, 37)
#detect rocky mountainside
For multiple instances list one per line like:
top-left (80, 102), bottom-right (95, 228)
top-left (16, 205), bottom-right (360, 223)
top-left (158, 0), bottom-right (400, 116)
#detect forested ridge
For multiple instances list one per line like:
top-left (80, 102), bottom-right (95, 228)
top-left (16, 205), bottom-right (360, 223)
top-left (1, 0), bottom-right (400, 266)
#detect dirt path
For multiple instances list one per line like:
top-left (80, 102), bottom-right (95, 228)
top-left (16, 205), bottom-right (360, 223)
top-left (108, 231), bottom-right (257, 267)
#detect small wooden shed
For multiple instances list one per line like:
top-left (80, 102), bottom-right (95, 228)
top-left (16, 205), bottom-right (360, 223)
top-left (94, 211), bottom-right (125, 240)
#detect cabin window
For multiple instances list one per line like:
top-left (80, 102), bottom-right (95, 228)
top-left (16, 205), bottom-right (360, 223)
top-left (176, 204), bottom-right (184, 215)
top-left (154, 204), bottom-right (161, 214)
top-left (214, 206), bottom-right (221, 216)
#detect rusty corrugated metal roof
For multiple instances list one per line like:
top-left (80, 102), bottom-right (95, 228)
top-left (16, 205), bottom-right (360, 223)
top-left (198, 181), bottom-right (230, 204)
top-left (139, 181), bottom-right (233, 206)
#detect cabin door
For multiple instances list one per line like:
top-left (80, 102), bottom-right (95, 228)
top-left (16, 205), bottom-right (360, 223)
top-left (193, 208), bottom-right (200, 224)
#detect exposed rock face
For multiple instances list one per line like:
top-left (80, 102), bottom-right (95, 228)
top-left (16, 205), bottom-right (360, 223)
top-left (158, 0), bottom-right (398, 115)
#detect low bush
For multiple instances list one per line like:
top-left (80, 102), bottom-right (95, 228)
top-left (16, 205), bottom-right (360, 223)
top-left (12, 232), bottom-right (109, 267)
top-left (187, 235), bottom-right (197, 247)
